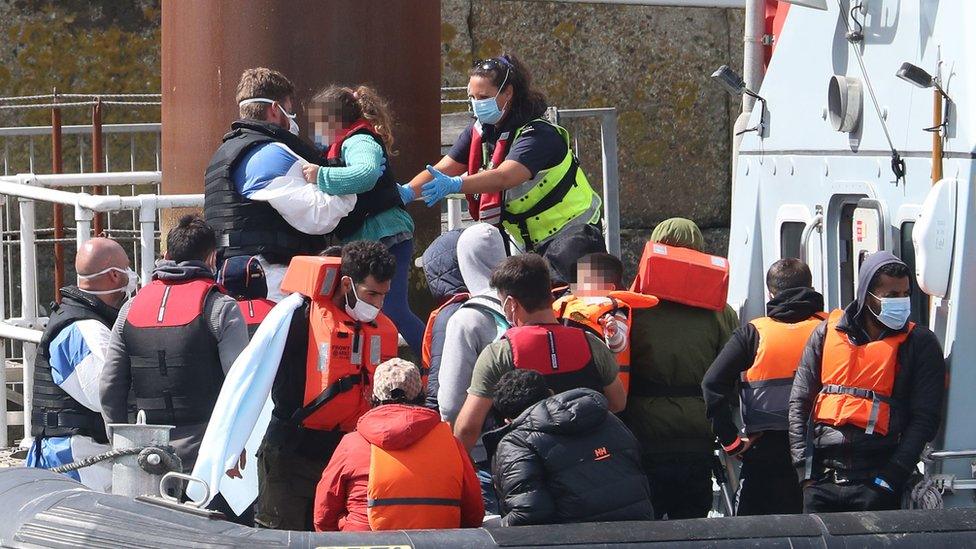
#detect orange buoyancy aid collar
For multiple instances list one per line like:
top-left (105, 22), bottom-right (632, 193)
top-left (465, 121), bottom-right (509, 225)
top-left (325, 119), bottom-right (378, 162)
top-left (367, 422), bottom-right (465, 531)
top-left (280, 256), bottom-right (400, 432)
top-left (554, 291), bottom-right (659, 395)
top-left (738, 313), bottom-right (825, 433)
top-left (813, 309), bottom-right (914, 436)
top-left (630, 242), bottom-right (730, 311)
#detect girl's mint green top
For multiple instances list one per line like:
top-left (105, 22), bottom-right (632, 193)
top-left (316, 133), bottom-right (414, 243)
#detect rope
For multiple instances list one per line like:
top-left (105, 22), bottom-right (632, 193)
top-left (908, 476), bottom-right (944, 510)
top-left (49, 445), bottom-right (174, 474)
top-left (0, 93), bottom-right (160, 102)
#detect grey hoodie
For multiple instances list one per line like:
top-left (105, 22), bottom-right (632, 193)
top-left (100, 260), bottom-right (249, 471)
top-left (438, 224), bottom-right (509, 461)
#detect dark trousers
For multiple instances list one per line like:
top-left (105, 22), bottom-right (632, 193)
top-left (643, 453), bottom-right (713, 520)
top-left (803, 477), bottom-right (901, 513)
top-left (736, 433), bottom-right (803, 516)
top-left (254, 426), bottom-right (342, 531)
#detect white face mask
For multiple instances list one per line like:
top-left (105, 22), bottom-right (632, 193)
top-left (78, 267), bottom-right (139, 298)
top-left (239, 97), bottom-right (299, 135)
top-left (344, 278), bottom-right (380, 323)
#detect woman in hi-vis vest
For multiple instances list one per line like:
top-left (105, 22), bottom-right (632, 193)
top-left (399, 54), bottom-right (603, 255)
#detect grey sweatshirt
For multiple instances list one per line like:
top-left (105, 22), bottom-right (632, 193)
top-left (438, 224), bottom-right (509, 463)
top-left (100, 260), bottom-right (249, 471)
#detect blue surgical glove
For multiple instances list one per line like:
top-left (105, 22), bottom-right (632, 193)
top-left (420, 165), bottom-right (463, 207)
top-left (397, 183), bottom-right (415, 205)
top-left (873, 477), bottom-right (894, 492)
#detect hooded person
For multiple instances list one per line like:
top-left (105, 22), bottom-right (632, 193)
top-left (420, 229), bottom-right (466, 410)
top-left (436, 223), bottom-right (511, 513)
top-left (491, 370), bottom-right (653, 526)
top-left (788, 251), bottom-right (946, 513)
top-left (313, 358), bottom-right (484, 532)
top-left (624, 217), bottom-right (739, 520)
top-left (702, 258), bottom-right (825, 516)
top-left (438, 223), bottom-right (510, 427)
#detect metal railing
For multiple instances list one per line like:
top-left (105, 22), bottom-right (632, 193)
top-left (0, 172), bottom-right (201, 446)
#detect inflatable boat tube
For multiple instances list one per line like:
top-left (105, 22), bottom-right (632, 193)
top-left (3, 468), bottom-right (976, 548)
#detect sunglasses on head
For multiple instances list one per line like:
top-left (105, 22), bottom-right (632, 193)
top-left (473, 56), bottom-right (513, 72)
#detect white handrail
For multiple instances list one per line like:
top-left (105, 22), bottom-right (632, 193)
top-left (0, 323), bottom-right (42, 344)
top-left (0, 172), bottom-right (204, 441)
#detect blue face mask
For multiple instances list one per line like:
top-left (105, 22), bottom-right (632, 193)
top-left (868, 292), bottom-right (911, 330)
top-left (470, 67), bottom-right (511, 125)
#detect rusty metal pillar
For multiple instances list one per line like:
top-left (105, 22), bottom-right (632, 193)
top-left (160, 0), bottom-right (441, 265)
top-left (91, 100), bottom-right (105, 236)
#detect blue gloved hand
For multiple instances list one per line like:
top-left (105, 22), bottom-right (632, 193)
top-left (420, 165), bottom-right (463, 207)
top-left (873, 477), bottom-right (894, 492)
top-left (397, 183), bottom-right (415, 205)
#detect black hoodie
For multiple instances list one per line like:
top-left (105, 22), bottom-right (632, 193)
top-left (702, 287), bottom-right (825, 452)
top-left (787, 252), bottom-right (946, 489)
top-left (492, 389), bottom-right (653, 526)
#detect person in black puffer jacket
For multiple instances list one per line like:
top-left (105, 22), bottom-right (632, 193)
top-left (490, 370), bottom-right (653, 526)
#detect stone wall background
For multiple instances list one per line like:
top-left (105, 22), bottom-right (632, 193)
top-left (0, 0), bottom-right (744, 295)
top-left (442, 0), bottom-right (743, 279)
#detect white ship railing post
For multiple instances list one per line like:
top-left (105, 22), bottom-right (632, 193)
top-left (17, 179), bottom-right (38, 440)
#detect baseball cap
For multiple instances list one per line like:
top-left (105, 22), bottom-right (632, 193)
top-left (372, 358), bottom-right (423, 402)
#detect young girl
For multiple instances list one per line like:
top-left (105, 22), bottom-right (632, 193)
top-left (302, 85), bottom-right (424, 357)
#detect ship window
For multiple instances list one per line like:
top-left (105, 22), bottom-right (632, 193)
top-left (899, 221), bottom-right (930, 326)
top-left (780, 222), bottom-right (805, 259)
top-left (839, 203), bottom-right (858, 305)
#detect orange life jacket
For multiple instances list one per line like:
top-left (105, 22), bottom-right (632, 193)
top-left (813, 309), bottom-right (914, 436)
top-left (366, 422), bottom-right (465, 530)
top-left (739, 313), bottom-right (825, 433)
top-left (236, 298), bottom-right (275, 339)
top-left (554, 291), bottom-right (659, 394)
top-left (630, 242), bottom-right (730, 311)
top-left (421, 293), bottom-right (470, 374)
top-left (280, 256), bottom-right (400, 432)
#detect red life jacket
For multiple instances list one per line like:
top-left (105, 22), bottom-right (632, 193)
top-left (465, 121), bottom-right (511, 225)
top-left (630, 242), bottom-right (730, 311)
top-left (122, 278), bottom-right (224, 426)
top-left (280, 256), bottom-right (400, 432)
top-left (237, 298), bottom-right (275, 339)
top-left (505, 324), bottom-right (604, 395)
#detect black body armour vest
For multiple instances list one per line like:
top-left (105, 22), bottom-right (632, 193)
top-left (32, 287), bottom-right (119, 443)
top-left (204, 119), bottom-right (326, 264)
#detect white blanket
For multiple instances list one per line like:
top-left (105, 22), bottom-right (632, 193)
top-left (188, 292), bottom-right (304, 513)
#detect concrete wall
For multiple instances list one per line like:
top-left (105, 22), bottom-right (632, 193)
top-left (442, 0), bottom-right (743, 279)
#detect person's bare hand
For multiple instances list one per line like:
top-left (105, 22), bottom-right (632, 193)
top-left (225, 449), bottom-right (247, 479)
top-left (302, 163), bottom-right (320, 183)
